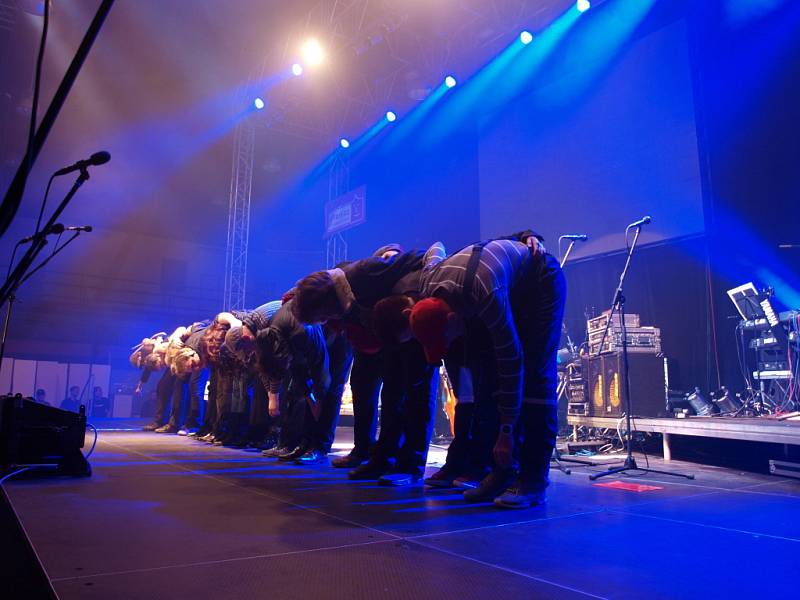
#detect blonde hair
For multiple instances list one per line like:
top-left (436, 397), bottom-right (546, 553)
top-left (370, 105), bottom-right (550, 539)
top-left (165, 339), bottom-right (198, 376)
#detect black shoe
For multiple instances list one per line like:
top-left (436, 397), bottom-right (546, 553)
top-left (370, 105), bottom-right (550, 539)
top-left (278, 446), bottom-right (306, 461)
top-left (348, 460), bottom-right (389, 481)
top-left (331, 450), bottom-right (368, 469)
top-left (142, 422), bottom-right (162, 432)
top-left (423, 463), bottom-right (462, 488)
top-left (295, 449), bottom-right (328, 465)
top-left (463, 469), bottom-right (516, 503)
top-left (379, 471), bottom-right (423, 487)
top-left (223, 436), bottom-right (248, 449)
top-left (262, 445), bottom-right (290, 458)
top-left (154, 424), bottom-right (178, 434)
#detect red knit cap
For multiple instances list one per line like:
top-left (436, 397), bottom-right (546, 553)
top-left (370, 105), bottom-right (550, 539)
top-left (409, 297), bottom-right (452, 364)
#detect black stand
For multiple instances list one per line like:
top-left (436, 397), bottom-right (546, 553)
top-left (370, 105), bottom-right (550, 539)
top-left (551, 238), bottom-right (603, 473)
top-left (589, 225), bottom-right (694, 482)
top-left (0, 169), bottom-right (91, 369)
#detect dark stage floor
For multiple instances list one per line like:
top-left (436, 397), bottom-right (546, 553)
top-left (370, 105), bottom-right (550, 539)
top-left (4, 423), bottom-right (798, 599)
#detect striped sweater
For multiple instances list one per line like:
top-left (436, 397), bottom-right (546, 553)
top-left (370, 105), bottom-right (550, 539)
top-left (419, 239), bottom-right (532, 417)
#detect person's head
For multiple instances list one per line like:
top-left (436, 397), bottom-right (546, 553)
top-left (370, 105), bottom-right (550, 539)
top-left (255, 328), bottom-right (291, 381)
top-left (172, 348), bottom-right (202, 376)
top-left (93, 386), bottom-right (103, 398)
top-left (201, 323), bottom-right (228, 364)
top-left (69, 385), bottom-right (80, 398)
top-left (224, 325), bottom-right (257, 363)
top-left (408, 297), bottom-right (462, 364)
top-left (292, 271), bottom-right (343, 324)
top-left (372, 295), bottom-right (416, 344)
top-left (143, 351), bottom-right (164, 371)
top-left (35, 388), bottom-right (46, 402)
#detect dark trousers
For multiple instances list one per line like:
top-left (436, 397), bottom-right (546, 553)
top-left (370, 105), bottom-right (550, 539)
top-left (278, 385), bottom-right (307, 450)
top-left (443, 323), bottom-right (498, 475)
top-left (303, 331), bottom-right (354, 453)
top-left (169, 369), bottom-right (207, 428)
top-left (349, 350), bottom-right (382, 457)
top-left (372, 340), bottom-right (438, 475)
top-left (153, 370), bottom-right (176, 425)
top-left (510, 253), bottom-right (567, 490)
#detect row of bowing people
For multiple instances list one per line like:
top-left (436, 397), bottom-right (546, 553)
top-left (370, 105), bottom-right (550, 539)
top-left (129, 229), bottom-right (565, 509)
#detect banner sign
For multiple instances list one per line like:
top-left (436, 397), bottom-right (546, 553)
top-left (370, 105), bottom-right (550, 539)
top-left (325, 185), bottom-right (366, 236)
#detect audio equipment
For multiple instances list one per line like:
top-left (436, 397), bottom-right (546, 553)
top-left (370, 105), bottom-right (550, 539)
top-left (583, 353), bottom-right (669, 418)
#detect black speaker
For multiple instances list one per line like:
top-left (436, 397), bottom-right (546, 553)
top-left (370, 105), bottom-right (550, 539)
top-left (583, 354), bottom-right (668, 418)
top-left (0, 395), bottom-right (91, 477)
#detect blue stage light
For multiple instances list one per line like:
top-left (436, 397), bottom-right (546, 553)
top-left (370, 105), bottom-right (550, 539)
top-left (445, 75), bottom-right (457, 88)
top-left (339, 138), bottom-right (350, 149)
top-left (253, 97), bottom-right (265, 110)
top-left (386, 110), bottom-right (397, 122)
top-left (520, 30), bottom-right (534, 45)
top-left (577, 0), bottom-right (591, 13)
top-left (292, 63), bottom-right (303, 76)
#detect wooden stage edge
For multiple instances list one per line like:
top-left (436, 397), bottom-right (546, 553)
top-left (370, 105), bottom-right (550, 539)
top-left (566, 414), bottom-right (800, 461)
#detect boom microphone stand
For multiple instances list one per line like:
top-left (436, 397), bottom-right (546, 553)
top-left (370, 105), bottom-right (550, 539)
top-left (551, 234), bottom-right (603, 473)
top-left (589, 217), bottom-right (694, 482)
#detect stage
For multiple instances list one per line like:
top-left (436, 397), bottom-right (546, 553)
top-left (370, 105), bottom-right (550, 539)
top-left (3, 424), bottom-right (798, 599)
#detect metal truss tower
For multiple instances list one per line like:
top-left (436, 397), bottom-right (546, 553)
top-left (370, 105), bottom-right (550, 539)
top-left (223, 119), bottom-right (255, 311)
top-left (326, 152), bottom-right (350, 268)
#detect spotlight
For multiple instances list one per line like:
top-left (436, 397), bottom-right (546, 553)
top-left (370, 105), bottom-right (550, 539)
top-left (253, 97), bottom-right (265, 110)
top-left (577, 0), bottom-right (591, 12)
top-left (301, 38), bottom-right (325, 66)
top-left (385, 110), bottom-right (397, 122)
top-left (520, 30), bottom-right (533, 45)
top-left (292, 63), bottom-right (303, 76)
top-left (339, 138), bottom-right (350, 149)
top-left (444, 75), bottom-right (457, 88)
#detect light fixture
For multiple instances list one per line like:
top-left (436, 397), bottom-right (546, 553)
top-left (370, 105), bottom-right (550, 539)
top-left (339, 138), bottom-right (350, 149)
top-left (520, 30), bottom-right (534, 45)
top-left (301, 38), bottom-right (325, 66)
top-left (444, 75), bottom-right (457, 88)
top-left (385, 110), bottom-right (397, 122)
top-left (292, 63), bottom-right (303, 76)
top-left (253, 97), bottom-right (265, 110)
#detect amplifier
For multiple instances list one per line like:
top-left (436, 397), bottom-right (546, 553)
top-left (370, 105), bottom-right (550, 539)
top-left (0, 394), bottom-right (91, 476)
top-left (583, 354), bottom-right (668, 417)
top-left (587, 312), bottom-right (640, 335)
top-left (588, 327), bottom-right (661, 355)
top-left (568, 402), bottom-right (590, 416)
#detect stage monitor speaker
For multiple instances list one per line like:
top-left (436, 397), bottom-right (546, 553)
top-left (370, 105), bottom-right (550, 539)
top-left (583, 354), bottom-right (668, 418)
top-left (0, 394), bottom-right (91, 477)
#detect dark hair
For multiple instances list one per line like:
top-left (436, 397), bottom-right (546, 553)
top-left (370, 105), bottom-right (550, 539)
top-left (292, 271), bottom-right (337, 323)
top-left (36, 388), bottom-right (45, 396)
top-left (372, 295), bottom-right (415, 344)
top-left (143, 353), bottom-right (162, 370)
top-left (255, 328), bottom-right (291, 381)
top-left (201, 323), bottom-right (227, 363)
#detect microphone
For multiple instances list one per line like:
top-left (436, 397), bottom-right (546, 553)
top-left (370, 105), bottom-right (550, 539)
top-left (560, 234), bottom-right (588, 241)
top-left (53, 151), bottom-right (111, 176)
top-left (627, 215), bottom-right (652, 229)
top-left (778, 244), bottom-right (800, 249)
top-left (18, 223), bottom-right (66, 243)
top-left (64, 225), bottom-right (93, 233)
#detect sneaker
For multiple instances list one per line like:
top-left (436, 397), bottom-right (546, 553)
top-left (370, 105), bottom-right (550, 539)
top-left (154, 424), bottom-right (178, 434)
top-left (493, 480), bottom-right (547, 509)
top-left (348, 460), bottom-right (389, 481)
top-left (278, 446), bottom-right (306, 461)
top-left (176, 428), bottom-right (189, 436)
top-left (379, 471), bottom-right (423, 487)
top-left (463, 469), bottom-right (516, 503)
top-left (200, 433), bottom-right (216, 443)
top-left (295, 449), bottom-right (328, 465)
top-left (142, 422), bottom-right (162, 432)
top-left (423, 465), bottom-right (461, 488)
top-left (453, 468), bottom-right (491, 489)
top-left (331, 450), bottom-right (368, 469)
top-left (263, 445), bottom-right (291, 458)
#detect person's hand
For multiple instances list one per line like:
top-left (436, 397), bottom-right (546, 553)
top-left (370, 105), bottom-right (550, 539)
top-left (268, 392), bottom-right (280, 418)
top-left (493, 430), bottom-right (514, 469)
top-left (526, 236), bottom-right (545, 256)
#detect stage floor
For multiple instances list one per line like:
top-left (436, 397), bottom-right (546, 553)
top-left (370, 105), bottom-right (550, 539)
top-left (4, 424), bottom-right (798, 599)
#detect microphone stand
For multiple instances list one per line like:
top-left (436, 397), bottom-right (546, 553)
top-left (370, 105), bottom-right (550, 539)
top-left (589, 224), bottom-right (694, 481)
top-left (551, 235), bottom-right (602, 473)
top-left (0, 168), bottom-right (92, 369)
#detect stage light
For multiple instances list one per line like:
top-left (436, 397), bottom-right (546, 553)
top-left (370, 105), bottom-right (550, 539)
top-left (301, 38), bottom-right (325, 66)
top-left (253, 97), bottom-right (265, 110)
top-left (385, 111), bottom-right (397, 122)
top-left (292, 63), bottom-right (303, 76)
top-left (444, 75), bottom-right (457, 88)
top-left (339, 138), bottom-right (350, 149)
top-left (577, 0), bottom-right (591, 12)
top-left (520, 30), bottom-right (534, 45)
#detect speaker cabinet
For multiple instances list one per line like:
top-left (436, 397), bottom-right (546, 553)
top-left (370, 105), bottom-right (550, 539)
top-left (582, 354), bottom-right (668, 418)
